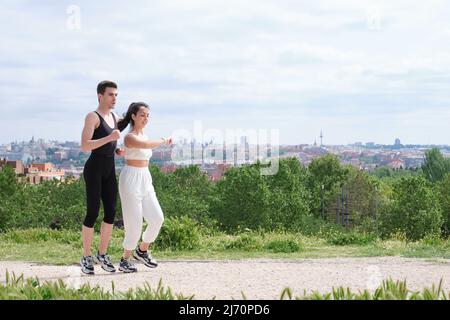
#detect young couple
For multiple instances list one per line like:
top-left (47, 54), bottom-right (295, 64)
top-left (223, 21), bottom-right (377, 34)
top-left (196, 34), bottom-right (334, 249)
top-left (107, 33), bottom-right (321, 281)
top-left (80, 80), bottom-right (172, 274)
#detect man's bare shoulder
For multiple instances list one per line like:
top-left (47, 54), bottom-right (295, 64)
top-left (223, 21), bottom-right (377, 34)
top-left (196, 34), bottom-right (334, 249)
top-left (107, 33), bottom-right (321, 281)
top-left (83, 112), bottom-right (101, 129)
top-left (85, 111), bottom-right (100, 121)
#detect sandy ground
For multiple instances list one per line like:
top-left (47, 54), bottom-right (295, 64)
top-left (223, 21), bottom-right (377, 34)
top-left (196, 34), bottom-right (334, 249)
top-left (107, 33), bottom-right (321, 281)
top-left (1, 257), bottom-right (449, 299)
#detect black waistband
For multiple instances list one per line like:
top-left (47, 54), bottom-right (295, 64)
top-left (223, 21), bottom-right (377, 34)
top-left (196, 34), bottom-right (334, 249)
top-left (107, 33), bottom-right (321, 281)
top-left (90, 153), bottom-right (115, 159)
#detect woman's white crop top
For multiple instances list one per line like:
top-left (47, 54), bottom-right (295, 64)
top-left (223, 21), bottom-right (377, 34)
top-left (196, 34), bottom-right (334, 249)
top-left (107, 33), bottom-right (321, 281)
top-left (124, 134), bottom-right (153, 160)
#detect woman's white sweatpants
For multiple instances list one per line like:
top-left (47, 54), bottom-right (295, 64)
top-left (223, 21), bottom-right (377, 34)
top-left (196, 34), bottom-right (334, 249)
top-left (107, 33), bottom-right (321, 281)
top-left (119, 165), bottom-right (164, 251)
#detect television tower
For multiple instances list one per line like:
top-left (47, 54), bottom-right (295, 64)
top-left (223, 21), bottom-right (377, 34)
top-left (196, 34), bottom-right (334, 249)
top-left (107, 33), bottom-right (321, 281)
top-left (320, 130), bottom-right (324, 147)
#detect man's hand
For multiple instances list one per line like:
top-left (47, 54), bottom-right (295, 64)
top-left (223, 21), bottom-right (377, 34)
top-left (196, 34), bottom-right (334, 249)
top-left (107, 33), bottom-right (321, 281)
top-left (109, 129), bottom-right (121, 141)
top-left (115, 148), bottom-right (125, 157)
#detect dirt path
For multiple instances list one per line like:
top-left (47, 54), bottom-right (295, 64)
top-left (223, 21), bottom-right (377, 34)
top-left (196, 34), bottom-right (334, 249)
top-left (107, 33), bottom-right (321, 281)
top-left (1, 257), bottom-right (449, 299)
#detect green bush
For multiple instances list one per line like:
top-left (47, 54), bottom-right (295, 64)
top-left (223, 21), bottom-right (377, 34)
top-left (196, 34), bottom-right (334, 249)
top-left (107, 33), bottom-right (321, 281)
top-left (265, 238), bottom-right (302, 253)
top-left (265, 158), bottom-right (312, 230)
top-left (213, 158), bottom-right (311, 232)
top-left (0, 228), bottom-right (80, 244)
top-left (378, 176), bottom-right (443, 241)
top-left (154, 216), bottom-right (201, 251)
top-left (213, 164), bottom-right (271, 231)
top-left (326, 230), bottom-right (377, 246)
top-left (327, 167), bottom-right (379, 227)
top-left (152, 165), bottom-right (214, 224)
top-left (224, 234), bottom-right (263, 251)
top-left (307, 154), bottom-right (349, 216)
top-left (420, 233), bottom-right (445, 246)
top-left (0, 176), bottom-right (88, 231)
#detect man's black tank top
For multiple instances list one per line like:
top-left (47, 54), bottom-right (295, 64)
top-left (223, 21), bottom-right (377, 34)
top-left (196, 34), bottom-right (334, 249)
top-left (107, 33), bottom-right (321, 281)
top-left (91, 111), bottom-right (117, 156)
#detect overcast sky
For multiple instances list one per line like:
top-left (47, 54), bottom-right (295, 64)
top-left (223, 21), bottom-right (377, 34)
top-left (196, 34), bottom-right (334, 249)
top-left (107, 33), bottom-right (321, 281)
top-left (1, 0), bottom-right (450, 146)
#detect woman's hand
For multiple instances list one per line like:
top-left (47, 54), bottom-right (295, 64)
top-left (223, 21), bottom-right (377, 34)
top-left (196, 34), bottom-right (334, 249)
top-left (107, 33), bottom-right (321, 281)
top-left (162, 137), bottom-right (173, 145)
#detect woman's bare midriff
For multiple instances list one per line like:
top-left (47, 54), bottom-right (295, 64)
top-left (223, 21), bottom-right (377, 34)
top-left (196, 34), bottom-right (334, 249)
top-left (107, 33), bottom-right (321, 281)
top-left (126, 160), bottom-right (149, 167)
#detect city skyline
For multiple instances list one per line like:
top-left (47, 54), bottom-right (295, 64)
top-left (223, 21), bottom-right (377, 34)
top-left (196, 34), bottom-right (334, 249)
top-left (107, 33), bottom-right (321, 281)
top-left (1, 134), bottom-right (449, 148)
top-left (1, 1), bottom-right (450, 145)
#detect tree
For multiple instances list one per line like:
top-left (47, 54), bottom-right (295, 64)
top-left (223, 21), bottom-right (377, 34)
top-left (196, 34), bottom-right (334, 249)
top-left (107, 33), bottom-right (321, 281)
top-left (265, 158), bottom-right (311, 230)
top-left (378, 176), bottom-right (442, 240)
top-left (330, 166), bottom-right (379, 229)
top-left (213, 163), bottom-right (271, 231)
top-left (0, 165), bottom-right (20, 198)
top-left (0, 165), bottom-right (22, 231)
top-left (151, 165), bottom-right (214, 226)
top-left (437, 173), bottom-right (450, 236)
top-left (373, 167), bottom-right (391, 179)
top-left (307, 154), bottom-right (349, 216)
top-left (422, 148), bottom-right (450, 183)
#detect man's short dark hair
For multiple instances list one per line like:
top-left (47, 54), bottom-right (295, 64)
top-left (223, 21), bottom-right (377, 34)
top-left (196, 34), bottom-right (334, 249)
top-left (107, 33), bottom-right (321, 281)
top-left (97, 80), bottom-right (118, 95)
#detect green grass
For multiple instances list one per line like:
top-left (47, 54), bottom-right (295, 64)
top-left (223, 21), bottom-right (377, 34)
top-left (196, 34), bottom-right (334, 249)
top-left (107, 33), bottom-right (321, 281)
top-left (1, 272), bottom-right (448, 300)
top-left (0, 272), bottom-right (193, 300)
top-left (0, 228), bottom-right (449, 265)
top-left (281, 278), bottom-right (449, 300)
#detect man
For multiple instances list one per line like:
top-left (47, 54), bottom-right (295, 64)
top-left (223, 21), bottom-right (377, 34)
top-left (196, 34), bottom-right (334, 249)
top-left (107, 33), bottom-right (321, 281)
top-left (80, 80), bottom-right (125, 275)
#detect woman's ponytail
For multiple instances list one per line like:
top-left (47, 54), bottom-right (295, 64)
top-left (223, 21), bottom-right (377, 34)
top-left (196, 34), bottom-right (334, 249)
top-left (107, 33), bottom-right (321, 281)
top-left (117, 112), bottom-right (131, 131)
top-left (117, 102), bottom-right (150, 131)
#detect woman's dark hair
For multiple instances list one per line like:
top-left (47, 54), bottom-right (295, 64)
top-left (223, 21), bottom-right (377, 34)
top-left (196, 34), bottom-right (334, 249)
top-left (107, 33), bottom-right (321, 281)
top-left (117, 102), bottom-right (150, 131)
top-left (97, 80), bottom-right (117, 95)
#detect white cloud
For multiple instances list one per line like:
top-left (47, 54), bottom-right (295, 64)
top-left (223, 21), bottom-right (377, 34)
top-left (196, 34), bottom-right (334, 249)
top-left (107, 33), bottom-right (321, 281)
top-left (0, 0), bottom-right (449, 144)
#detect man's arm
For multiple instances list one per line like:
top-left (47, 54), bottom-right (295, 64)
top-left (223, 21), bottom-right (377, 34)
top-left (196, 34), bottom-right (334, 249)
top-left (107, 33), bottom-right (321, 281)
top-left (81, 112), bottom-right (120, 152)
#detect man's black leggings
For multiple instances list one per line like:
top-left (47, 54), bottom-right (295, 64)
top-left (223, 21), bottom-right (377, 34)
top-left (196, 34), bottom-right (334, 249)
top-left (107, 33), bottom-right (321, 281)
top-left (83, 154), bottom-right (117, 228)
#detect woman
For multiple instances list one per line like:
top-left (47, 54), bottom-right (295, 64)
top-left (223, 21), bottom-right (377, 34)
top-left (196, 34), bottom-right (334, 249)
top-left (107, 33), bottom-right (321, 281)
top-left (116, 102), bottom-right (172, 273)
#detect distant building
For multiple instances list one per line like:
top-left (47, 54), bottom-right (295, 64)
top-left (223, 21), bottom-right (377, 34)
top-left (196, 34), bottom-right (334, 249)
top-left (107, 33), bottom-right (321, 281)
top-left (152, 147), bottom-right (172, 163)
top-left (32, 163), bottom-right (54, 172)
top-left (62, 141), bottom-right (80, 148)
top-left (394, 138), bottom-right (403, 149)
top-left (0, 158), bottom-right (24, 175)
top-left (387, 159), bottom-right (405, 170)
top-left (54, 151), bottom-right (67, 162)
top-left (25, 162), bottom-right (65, 184)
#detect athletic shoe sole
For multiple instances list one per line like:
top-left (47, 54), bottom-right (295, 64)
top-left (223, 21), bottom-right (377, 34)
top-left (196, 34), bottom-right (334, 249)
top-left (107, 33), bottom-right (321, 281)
top-left (118, 267), bottom-right (137, 273)
top-left (95, 255), bottom-right (116, 273)
top-left (81, 267), bottom-right (94, 275)
top-left (100, 265), bottom-right (116, 273)
top-left (133, 253), bottom-right (158, 268)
